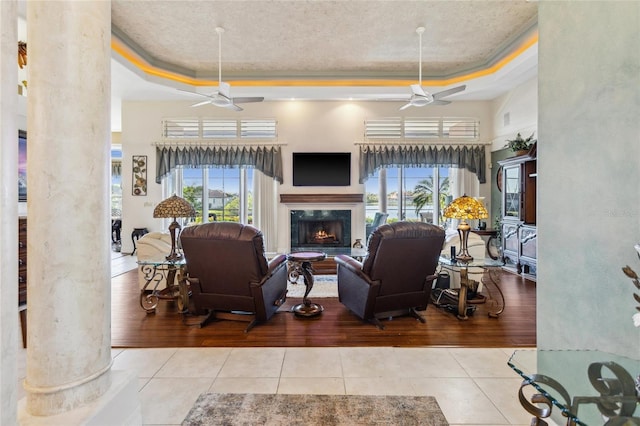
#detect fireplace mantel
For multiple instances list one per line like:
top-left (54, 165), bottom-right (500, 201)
top-left (280, 194), bottom-right (363, 203)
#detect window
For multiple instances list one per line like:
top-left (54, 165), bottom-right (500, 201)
top-left (365, 166), bottom-right (451, 227)
top-left (364, 118), bottom-right (402, 139)
top-left (167, 166), bottom-right (253, 225)
top-left (364, 117), bottom-right (479, 141)
top-left (158, 116), bottom-right (277, 224)
top-left (162, 118), bottom-right (277, 139)
top-left (111, 147), bottom-right (122, 217)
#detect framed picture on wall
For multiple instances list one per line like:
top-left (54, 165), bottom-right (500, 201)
top-left (18, 130), bottom-right (27, 202)
top-left (132, 155), bottom-right (147, 196)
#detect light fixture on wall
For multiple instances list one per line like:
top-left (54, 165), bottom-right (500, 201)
top-left (443, 194), bottom-right (488, 263)
top-left (153, 194), bottom-right (195, 261)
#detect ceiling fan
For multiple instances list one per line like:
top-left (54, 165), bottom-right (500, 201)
top-left (188, 27), bottom-right (264, 111)
top-left (399, 27), bottom-right (466, 111)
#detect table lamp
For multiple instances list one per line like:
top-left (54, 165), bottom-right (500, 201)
top-left (153, 194), bottom-right (196, 261)
top-left (443, 194), bottom-right (488, 263)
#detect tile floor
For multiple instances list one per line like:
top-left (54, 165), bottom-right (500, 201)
top-left (16, 346), bottom-right (545, 425)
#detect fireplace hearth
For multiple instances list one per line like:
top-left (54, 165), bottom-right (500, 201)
top-left (290, 210), bottom-right (351, 250)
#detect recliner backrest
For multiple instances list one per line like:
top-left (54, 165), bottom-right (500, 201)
top-left (362, 222), bottom-right (445, 295)
top-left (180, 222), bottom-right (269, 296)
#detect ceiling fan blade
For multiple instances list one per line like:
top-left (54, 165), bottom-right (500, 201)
top-left (410, 84), bottom-right (427, 97)
top-left (178, 88), bottom-right (217, 99)
top-left (191, 100), bottom-right (212, 107)
top-left (431, 100), bottom-right (451, 106)
top-left (399, 102), bottom-right (413, 111)
top-left (233, 97), bottom-right (265, 104)
top-left (432, 84), bottom-right (466, 100)
top-left (225, 103), bottom-right (243, 112)
top-left (218, 81), bottom-right (231, 98)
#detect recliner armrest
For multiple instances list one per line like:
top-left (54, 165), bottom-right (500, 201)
top-left (335, 254), bottom-right (373, 283)
top-left (266, 254), bottom-right (287, 275)
top-left (335, 254), bottom-right (362, 273)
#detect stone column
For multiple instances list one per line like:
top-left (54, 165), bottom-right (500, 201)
top-left (23, 1), bottom-right (112, 416)
top-left (0, 1), bottom-right (19, 424)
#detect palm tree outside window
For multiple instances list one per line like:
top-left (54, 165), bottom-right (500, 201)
top-left (365, 166), bottom-right (451, 226)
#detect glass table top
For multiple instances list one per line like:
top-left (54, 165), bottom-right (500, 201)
top-left (508, 349), bottom-right (640, 425)
top-left (137, 255), bottom-right (186, 266)
top-left (438, 255), bottom-right (504, 268)
top-left (288, 247), bottom-right (368, 258)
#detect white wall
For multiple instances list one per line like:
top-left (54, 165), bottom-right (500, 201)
top-left (120, 99), bottom-right (493, 254)
top-left (537, 1), bottom-right (640, 357)
top-left (490, 76), bottom-right (538, 151)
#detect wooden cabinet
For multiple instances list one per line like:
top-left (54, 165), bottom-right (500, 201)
top-left (18, 217), bottom-right (27, 347)
top-left (519, 225), bottom-right (537, 277)
top-left (500, 155), bottom-right (536, 224)
top-left (498, 153), bottom-right (537, 279)
top-left (502, 222), bottom-right (520, 270)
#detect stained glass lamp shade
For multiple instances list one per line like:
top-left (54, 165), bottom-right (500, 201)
top-left (443, 195), bottom-right (489, 263)
top-left (153, 194), bottom-right (195, 261)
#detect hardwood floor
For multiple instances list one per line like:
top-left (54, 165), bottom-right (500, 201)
top-left (111, 268), bottom-right (536, 348)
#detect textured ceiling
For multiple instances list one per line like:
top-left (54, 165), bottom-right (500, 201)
top-left (111, 0), bottom-right (538, 81)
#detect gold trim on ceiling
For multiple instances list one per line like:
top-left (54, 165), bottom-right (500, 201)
top-left (111, 31), bottom-right (538, 89)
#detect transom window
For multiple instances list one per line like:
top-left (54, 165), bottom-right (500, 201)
top-left (364, 117), bottom-right (479, 140)
top-left (162, 118), bottom-right (277, 139)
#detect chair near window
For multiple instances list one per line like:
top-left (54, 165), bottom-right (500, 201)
top-left (335, 221), bottom-right (445, 329)
top-left (180, 222), bottom-right (288, 332)
top-left (419, 212), bottom-right (433, 224)
top-left (365, 212), bottom-right (389, 242)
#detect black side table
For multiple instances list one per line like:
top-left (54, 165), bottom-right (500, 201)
top-left (131, 227), bottom-right (149, 255)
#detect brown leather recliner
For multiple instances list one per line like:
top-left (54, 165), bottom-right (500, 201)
top-left (180, 222), bottom-right (288, 332)
top-left (335, 221), bottom-right (445, 329)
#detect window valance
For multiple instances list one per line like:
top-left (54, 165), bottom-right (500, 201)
top-left (155, 145), bottom-right (283, 184)
top-left (359, 144), bottom-right (486, 184)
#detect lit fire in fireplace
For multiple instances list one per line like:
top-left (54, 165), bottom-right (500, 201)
top-left (310, 229), bottom-right (337, 244)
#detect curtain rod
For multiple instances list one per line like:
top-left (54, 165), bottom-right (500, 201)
top-left (153, 140), bottom-right (286, 147)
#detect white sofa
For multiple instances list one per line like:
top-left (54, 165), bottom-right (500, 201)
top-left (439, 230), bottom-right (486, 291)
top-left (136, 232), bottom-right (177, 290)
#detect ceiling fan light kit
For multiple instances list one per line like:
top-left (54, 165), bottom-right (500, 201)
top-left (399, 26), bottom-right (466, 110)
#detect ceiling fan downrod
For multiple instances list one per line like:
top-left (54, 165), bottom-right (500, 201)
top-left (216, 27), bottom-right (224, 85)
top-left (416, 26), bottom-right (425, 86)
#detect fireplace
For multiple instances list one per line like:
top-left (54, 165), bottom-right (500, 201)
top-left (290, 210), bottom-right (351, 250)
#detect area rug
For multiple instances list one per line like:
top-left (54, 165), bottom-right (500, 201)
top-left (182, 393), bottom-right (448, 426)
top-left (287, 274), bottom-right (338, 298)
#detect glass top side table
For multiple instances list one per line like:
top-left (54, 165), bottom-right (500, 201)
top-left (437, 256), bottom-right (505, 319)
top-left (508, 349), bottom-right (640, 426)
top-left (137, 256), bottom-right (188, 313)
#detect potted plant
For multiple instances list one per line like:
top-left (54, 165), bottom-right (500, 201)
top-left (505, 132), bottom-right (536, 156)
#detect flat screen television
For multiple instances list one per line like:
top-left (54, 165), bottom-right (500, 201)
top-left (292, 152), bottom-right (351, 186)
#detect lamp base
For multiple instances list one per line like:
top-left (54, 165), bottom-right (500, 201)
top-left (165, 253), bottom-right (183, 262)
top-left (455, 254), bottom-right (473, 263)
top-left (456, 220), bottom-right (474, 263)
top-left (166, 219), bottom-right (182, 262)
